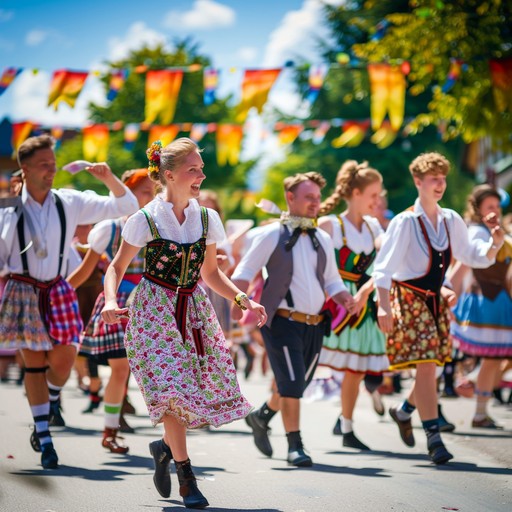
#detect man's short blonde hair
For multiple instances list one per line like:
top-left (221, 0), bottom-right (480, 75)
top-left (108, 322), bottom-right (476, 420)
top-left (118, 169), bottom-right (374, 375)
top-left (409, 152), bottom-right (450, 178)
top-left (283, 172), bottom-right (326, 194)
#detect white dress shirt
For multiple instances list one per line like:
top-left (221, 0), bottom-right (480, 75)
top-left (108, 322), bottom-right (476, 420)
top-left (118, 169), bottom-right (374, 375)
top-left (0, 186), bottom-right (138, 281)
top-left (121, 196), bottom-right (226, 247)
top-left (324, 214), bottom-right (383, 253)
top-left (373, 198), bottom-right (494, 290)
top-left (232, 221), bottom-right (348, 315)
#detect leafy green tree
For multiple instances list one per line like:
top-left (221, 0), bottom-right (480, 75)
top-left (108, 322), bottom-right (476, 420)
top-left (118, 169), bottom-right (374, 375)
top-left (348, 0), bottom-right (512, 149)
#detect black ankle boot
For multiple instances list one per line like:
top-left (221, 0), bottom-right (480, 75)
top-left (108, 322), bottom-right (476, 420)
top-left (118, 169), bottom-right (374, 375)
top-left (174, 459), bottom-right (209, 509)
top-left (149, 439), bottom-right (173, 498)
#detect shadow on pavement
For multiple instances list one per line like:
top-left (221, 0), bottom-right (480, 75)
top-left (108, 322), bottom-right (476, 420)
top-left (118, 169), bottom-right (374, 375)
top-left (327, 449), bottom-right (428, 461)
top-left (272, 462), bottom-right (390, 478)
top-left (10, 466), bottom-right (131, 481)
top-left (161, 503), bottom-right (283, 512)
top-left (414, 461), bottom-right (512, 475)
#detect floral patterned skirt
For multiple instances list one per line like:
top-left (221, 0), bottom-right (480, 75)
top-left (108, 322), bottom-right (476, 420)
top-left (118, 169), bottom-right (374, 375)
top-left (124, 278), bottom-right (252, 428)
top-left (386, 283), bottom-right (451, 370)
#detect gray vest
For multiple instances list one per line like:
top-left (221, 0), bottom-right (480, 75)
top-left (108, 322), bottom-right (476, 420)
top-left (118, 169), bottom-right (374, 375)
top-left (260, 225), bottom-right (326, 326)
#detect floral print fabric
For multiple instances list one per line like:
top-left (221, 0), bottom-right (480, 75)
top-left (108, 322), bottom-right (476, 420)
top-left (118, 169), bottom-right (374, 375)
top-left (386, 284), bottom-right (451, 370)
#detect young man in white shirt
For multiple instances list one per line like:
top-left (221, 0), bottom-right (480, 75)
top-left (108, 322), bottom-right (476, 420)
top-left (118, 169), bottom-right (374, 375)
top-left (232, 172), bottom-right (355, 467)
top-left (374, 152), bottom-right (504, 465)
top-left (0, 134), bottom-right (138, 469)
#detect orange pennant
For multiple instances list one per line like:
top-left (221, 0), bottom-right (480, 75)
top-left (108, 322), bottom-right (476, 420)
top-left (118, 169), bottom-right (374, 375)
top-left (275, 123), bottom-right (303, 145)
top-left (83, 125), bottom-right (109, 162)
top-left (216, 124), bottom-right (243, 167)
top-left (367, 63), bottom-right (406, 131)
top-left (331, 121), bottom-right (369, 148)
top-left (145, 70), bottom-right (183, 125)
top-left (12, 122), bottom-right (34, 156)
top-left (236, 69), bottom-right (281, 123)
top-left (148, 125), bottom-right (180, 148)
top-left (47, 69), bottom-right (89, 110)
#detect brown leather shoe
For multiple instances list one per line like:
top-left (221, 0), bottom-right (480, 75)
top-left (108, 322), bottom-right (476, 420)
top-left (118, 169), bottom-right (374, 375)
top-left (389, 406), bottom-right (415, 447)
top-left (102, 428), bottom-right (129, 454)
top-left (471, 416), bottom-right (503, 429)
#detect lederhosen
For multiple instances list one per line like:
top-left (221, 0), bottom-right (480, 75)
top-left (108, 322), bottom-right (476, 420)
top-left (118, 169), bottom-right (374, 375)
top-left (261, 225), bottom-right (328, 399)
top-left (387, 216), bottom-right (452, 370)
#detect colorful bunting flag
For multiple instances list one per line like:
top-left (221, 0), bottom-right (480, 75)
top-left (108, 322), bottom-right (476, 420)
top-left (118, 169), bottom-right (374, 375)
top-left (216, 124), bottom-right (243, 166)
top-left (236, 69), bottom-right (281, 123)
top-left (275, 123), bottom-right (304, 145)
top-left (0, 67), bottom-right (22, 96)
top-left (190, 123), bottom-right (209, 143)
top-left (123, 123), bottom-right (140, 150)
top-left (312, 121), bottom-right (331, 144)
top-left (331, 121), bottom-right (368, 148)
top-left (12, 122), bottom-right (34, 155)
top-left (51, 126), bottom-right (64, 149)
top-left (370, 121), bottom-right (397, 149)
top-left (489, 58), bottom-right (512, 113)
top-left (145, 70), bottom-right (183, 125)
top-left (307, 64), bottom-right (328, 104)
top-left (203, 68), bottom-right (219, 106)
top-left (107, 69), bottom-right (129, 101)
top-left (148, 125), bottom-right (180, 148)
top-left (441, 59), bottom-right (465, 93)
top-left (367, 63), bottom-right (406, 131)
top-left (83, 124), bottom-right (109, 162)
top-left (47, 69), bottom-right (89, 110)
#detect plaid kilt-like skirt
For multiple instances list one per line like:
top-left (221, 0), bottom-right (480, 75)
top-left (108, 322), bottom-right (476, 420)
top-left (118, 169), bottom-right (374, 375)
top-left (0, 275), bottom-right (82, 351)
top-left (80, 290), bottom-right (130, 359)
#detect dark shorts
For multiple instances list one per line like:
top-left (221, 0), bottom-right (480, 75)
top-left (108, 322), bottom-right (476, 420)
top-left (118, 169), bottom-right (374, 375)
top-left (261, 315), bottom-right (325, 399)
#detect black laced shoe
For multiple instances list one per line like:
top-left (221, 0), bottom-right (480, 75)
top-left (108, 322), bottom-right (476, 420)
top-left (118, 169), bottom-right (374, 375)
top-left (245, 411), bottom-right (272, 457)
top-left (342, 431), bottom-right (370, 451)
top-left (332, 417), bottom-right (342, 436)
top-left (428, 442), bottom-right (453, 465)
top-left (41, 443), bottom-right (59, 469)
top-left (175, 459), bottom-right (209, 509)
top-left (49, 399), bottom-right (65, 427)
top-left (149, 439), bottom-right (173, 498)
top-left (30, 426), bottom-right (41, 452)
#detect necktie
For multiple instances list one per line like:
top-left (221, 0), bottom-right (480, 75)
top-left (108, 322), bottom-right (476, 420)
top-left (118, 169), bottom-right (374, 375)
top-left (285, 227), bottom-right (319, 251)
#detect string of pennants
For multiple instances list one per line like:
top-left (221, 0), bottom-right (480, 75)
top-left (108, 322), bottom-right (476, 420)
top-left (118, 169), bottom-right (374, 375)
top-left (1, 57), bottom-right (511, 165)
top-left (2, 117), bottom-right (408, 168)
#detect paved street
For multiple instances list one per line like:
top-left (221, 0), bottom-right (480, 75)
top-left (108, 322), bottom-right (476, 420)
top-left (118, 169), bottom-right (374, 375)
top-left (0, 362), bottom-right (511, 512)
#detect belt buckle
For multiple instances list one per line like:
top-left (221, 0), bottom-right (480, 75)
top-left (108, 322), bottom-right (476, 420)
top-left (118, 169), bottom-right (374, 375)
top-left (305, 313), bottom-right (311, 325)
top-left (288, 310), bottom-right (295, 322)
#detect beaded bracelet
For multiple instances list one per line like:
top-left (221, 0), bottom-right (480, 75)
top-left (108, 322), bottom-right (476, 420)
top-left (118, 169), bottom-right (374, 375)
top-left (234, 292), bottom-right (249, 310)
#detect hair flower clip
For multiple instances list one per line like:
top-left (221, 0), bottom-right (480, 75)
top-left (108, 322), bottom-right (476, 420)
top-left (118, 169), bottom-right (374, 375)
top-left (146, 140), bottom-right (162, 173)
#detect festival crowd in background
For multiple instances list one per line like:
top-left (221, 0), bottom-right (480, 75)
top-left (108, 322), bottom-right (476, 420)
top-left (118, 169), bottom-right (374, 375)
top-left (0, 134), bottom-right (511, 509)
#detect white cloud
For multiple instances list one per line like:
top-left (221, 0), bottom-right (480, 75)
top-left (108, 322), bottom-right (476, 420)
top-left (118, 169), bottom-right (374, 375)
top-left (107, 22), bottom-right (168, 61)
top-left (9, 70), bottom-right (107, 127)
top-left (163, 0), bottom-right (235, 30)
top-left (0, 9), bottom-right (14, 22)
top-left (236, 47), bottom-right (259, 64)
top-left (262, 0), bottom-right (343, 67)
top-left (25, 29), bottom-right (49, 47)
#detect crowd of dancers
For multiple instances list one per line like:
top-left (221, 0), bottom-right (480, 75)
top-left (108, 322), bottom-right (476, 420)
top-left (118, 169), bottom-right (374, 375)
top-left (0, 134), bottom-right (510, 509)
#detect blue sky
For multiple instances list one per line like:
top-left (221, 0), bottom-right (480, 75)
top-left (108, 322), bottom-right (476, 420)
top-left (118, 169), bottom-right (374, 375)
top-left (0, 0), bottom-right (342, 127)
